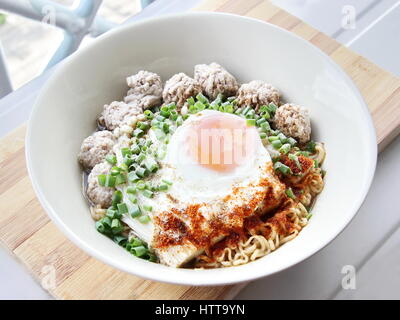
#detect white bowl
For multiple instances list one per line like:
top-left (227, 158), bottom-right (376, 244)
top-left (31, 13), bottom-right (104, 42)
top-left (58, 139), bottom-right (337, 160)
top-left (26, 13), bottom-right (377, 286)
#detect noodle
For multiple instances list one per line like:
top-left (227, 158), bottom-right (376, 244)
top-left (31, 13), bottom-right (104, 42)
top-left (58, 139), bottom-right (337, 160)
top-left (194, 145), bottom-right (326, 268)
top-left (311, 142), bottom-right (326, 165)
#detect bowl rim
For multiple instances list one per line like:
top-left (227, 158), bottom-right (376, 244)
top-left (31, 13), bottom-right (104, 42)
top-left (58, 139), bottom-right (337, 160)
top-left (26, 11), bottom-right (377, 286)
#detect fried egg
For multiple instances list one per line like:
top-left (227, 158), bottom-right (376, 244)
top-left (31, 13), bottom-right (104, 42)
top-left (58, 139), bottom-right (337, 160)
top-left (123, 110), bottom-right (285, 267)
top-left (162, 110), bottom-right (271, 202)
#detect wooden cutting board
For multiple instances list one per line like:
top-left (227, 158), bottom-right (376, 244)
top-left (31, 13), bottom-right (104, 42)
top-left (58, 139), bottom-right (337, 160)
top-left (0, 0), bottom-right (399, 300)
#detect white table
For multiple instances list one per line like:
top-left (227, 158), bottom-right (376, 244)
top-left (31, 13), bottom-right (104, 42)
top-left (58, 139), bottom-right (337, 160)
top-left (0, 0), bottom-right (399, 299)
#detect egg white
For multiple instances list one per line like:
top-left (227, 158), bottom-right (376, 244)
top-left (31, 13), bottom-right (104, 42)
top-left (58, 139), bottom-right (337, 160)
top-left (159, 110), bottom-right (271, 203)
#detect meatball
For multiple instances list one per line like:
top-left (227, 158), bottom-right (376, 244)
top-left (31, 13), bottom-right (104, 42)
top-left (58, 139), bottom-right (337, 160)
top-left (194, 62), bottom-right (239, 100)
top-left (237, 80), bottom-right (280, 111)
top-left (99, 100), bottom-right (142, 130)
top-left (274, 103), bottom-right (311, 143)
top-left (78, 130), bottom-right (115, 169)
top-left (87, 162), bottom-right (114, 208)
top-left (162, 73), bottom-right (202, 109)
top-left (124, 70), bottom-right (163, 109)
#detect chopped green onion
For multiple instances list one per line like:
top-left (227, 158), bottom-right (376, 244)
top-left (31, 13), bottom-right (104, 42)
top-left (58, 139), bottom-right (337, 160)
top-left (166, 102), bottom-right (177, 110)
top-left (267, 102), bottom-right (278, 114)
top-left (162, 122), bottom-right (170, 133)
top-left (273, 161), bottom-right (292, 175)
top-left (196, 92), bottom-right (209, 104)
top-left (137, 121), bottom-right (149, 131)
top-left (106, 208), bottom-right (120, 219)
top-left (296, 150), bottom-right (310, 157)
top-left (262, 110), bottom-right (271, 119)
top-left (105, 154), bottom-right (117, 165)
top-left (97, 174), bottom-right (106, 186)
top-left (242, 106), bottom-right (251, 115)
top-left (143, 157), bottom-right (159, 173)
top-left (195, 101), bottom-right (207, 111)
top-left (288, 153), bottom-right (302, 170)
top-left (271, 140), bottom-right (282, 149)
top-left (128, 194), bottom-right (137, 204)
top-left (104, 175), bottom-right (116, 188)
top-left (129, 237), bottom-right (143, 247)
top-left (95, 220), bottom-right (107, 234)
top-left (110, 166), bottom-right (121, 176)
top-left (170, 110), bottom-right (178, 121)
top-left (246, 119), bottom-right (256, 126)
top-left (286, 188), bottom-right (296, 199)
top-left (143, 205), bottom-right (152, 212)
top-left (260, 122), bottom-right (271, 132)
top-left (162, 179), bottom-right (173, 186)
top-left (187, 97), bottom-right (195, 105)
top-left (151, 119), bottom-right (160, 128)
top-left (268, 136), bottom-right (279, 142)
top-left (111, 219), bottom-right (124, 235)
top-left (176, 116), bottom-right (183, 126)
top-left (279, 143), bottom-right (291, 154)
top-left (147, 253), bottom-right (158, 262)
top-left (160, 109), bottom-right (170, 118)
top-left (288, 137), bottom-right (297, 146)
top-left (136, 181), bottom-right (146, 190)
top-left (224, 104), bottom-right (234, 113)
top-left (131, 145), bottom-right (140, 154)
top-left (126, 186), bottom-right (136, 194)
top-left (259, 132), bottom-right (267, 139)
top-left (117, 202), bottom-right (129, 215)
top-left (144, 182), bottom-right (151, 190)
top-left (115, 173), bottom-right (127, 185)
top-left (212, 93), bottom-right (223, 105)
top-left (144, 110), bottom-right (154, 119)
top-left (122, 157), bottom-right (132, 167)
top-left (121, 148), bottom-right (132, 157)
top-left (113, 235), bottom-right (128, 246)
top-left (157, 183), bottom-right (169, 191)
top-left (277, 132), bottom-right (287, 143)
top-left (256, 118), bottom-right (267, 126)
top-left (156, 115), bottom-right (166, 122)
top-left (305, 140), bottom-right (316, 153)
top-left (112, 190), bottom-right (123, 205)
top-left (235, 107), bottom-right (243, 114)
top-left (127, 171), bottom-right (140, 183)
top-left (189, 105), bottom-right (198, 114)
top-left (314, 159), bottom-right (319, 168)
top-left (132, 245), bottom-right (148, 256)
top-left (245, 109), bottom-right (255, 119)
top-left (306, 213), bottom-right (313, 220)
top-left (133, 128), bottom-right (144, 137)
top-left (101, 216), bottom-right (112, 228)
top-left (120, 163), bottom-right (129, 172)
top-left (135, 166), bottom-right (148, 178)
top-left (129, 204), bottom-right (141, 218)
top-left (138, 215), bottom-right (151, 224)
top-left (135, 153), bottom-right (146, 163)
top-left (142, 189), bottom-right (154, 198)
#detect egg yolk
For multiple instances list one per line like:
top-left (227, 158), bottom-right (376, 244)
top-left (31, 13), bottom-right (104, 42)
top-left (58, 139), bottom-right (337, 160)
top-left (187, 113), bottom-right (257, 172)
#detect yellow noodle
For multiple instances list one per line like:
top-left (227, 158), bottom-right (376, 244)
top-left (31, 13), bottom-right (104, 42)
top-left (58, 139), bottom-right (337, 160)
top-left (311, 142), bottom-right (326, 165)
top-left (194, 152), bottom-right (326, 269)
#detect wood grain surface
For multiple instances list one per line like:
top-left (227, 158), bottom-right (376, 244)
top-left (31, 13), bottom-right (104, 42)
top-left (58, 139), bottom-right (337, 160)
top-left (0, 0), bottom-right (399, 300)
